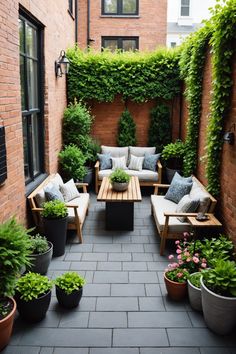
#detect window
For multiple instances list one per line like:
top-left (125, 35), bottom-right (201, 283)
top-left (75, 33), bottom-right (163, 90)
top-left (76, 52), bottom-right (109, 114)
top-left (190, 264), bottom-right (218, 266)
top-left (19, 15), bottom-right (44, 184)
top-left (171, 42), bottom-right (176, 48)
top-left (180, 0), bottom-right (190, 17)
top-left (102, 36), bottom-right (139, 51)
top-left (102, 0), bottom-right (138, 15)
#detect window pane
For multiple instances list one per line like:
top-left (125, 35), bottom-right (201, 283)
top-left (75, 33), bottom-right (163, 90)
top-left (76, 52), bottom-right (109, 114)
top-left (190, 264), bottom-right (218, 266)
top-left (20, 56), bottom-right (26, 110)
top-left (181, 6), bottom-right (189, 16)
top-left (22, 117), bottom-right (30, 180)
top-left (104, 0), bottom-right (117, 13)
top-left (19, 19), bottom-right (24, 53)
top-left (31, 113), bottom-right (40, 176)
top-left (27, 59), bottom-right (38, 109)
top-left (182, 0), bottom-right (189, 5)
top-left (122, 39), bottom-right (137, 51)
top-left (122, 0), bottom-right (137, 14)
top-left (103, 39), bottom-right (118, 51)
top-left (26, 23), bottom-right (37, 57)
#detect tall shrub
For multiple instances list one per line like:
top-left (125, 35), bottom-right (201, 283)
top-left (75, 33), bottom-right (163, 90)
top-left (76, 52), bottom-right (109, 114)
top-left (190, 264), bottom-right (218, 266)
top-left (117, 109), bottom-right (136, 147)
top-left (148, 103), bottom-right (171, 152)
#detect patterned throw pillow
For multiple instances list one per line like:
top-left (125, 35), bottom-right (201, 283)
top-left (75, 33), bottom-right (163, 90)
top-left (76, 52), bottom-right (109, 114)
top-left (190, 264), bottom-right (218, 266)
top-left (143, 153), bottom-right (161, 171)
top-left (176, 194), bottom-right (199, 222)
top-left (128, 154), bottom-right (144, 171)
top-left (111, 156), bottom-right (128, 170)
top-left (164, 179), bottom-right (193, 204)
top-left (97, 153), bottom-right (112, 170)
top-left (44, 184), bottom-right (64, 202)
top-left (172, 171), bottom-right (192, 184)
top-left (60, 179), bottom-right (80, 202)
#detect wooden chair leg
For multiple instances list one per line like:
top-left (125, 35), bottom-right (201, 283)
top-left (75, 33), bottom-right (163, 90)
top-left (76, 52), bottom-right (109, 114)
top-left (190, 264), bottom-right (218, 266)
top-left (95, 179), bottom-right (98, 194)
top-left (160, 216), bottom-right (169, 256)
top-left (76, 223), bottom-right (83, 244)
top-left (160, 234), bottom-right (166, 256)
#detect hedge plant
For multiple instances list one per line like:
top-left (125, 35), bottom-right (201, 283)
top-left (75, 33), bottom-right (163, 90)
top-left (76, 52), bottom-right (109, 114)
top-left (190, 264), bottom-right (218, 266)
top-left (148, 103), bottom-right (171, 152)
top-left (117, 109), bottom-right (136, 147)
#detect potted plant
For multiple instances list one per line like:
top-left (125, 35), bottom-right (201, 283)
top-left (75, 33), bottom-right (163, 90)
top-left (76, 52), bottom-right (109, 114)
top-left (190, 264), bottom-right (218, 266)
top-left (28, 234), bottom-right (53, 275)
top-left (187, 272), bottom-right (203, 311)
top-left (15, 272), bottom-right (53, 322)
top-left (0, 218), bottom-right (32, 350)
top-left (58, 144), bottom-right (87, 182)
top-left (161, 140), bottom-right (186, 182)
top-left (42, 200), bottom-right (68, 257)
top-left (164, 265), bottom-right (189, 301)
top-left (109, 168), bottom-right (131, 192)
top-left (55, 271), bottom-right (86, 308)
top-left (200, 259), bottom-right (236, 335)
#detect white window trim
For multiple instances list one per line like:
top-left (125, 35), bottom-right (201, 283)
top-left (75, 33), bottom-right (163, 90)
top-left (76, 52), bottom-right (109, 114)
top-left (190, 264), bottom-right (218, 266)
top-left (179, 0), bottom-right (191, 18)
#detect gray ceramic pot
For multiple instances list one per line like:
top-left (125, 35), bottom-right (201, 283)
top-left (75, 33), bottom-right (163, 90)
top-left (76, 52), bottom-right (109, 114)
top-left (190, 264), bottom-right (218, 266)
top-left (111, 182), bottom-right (129, 192)
top-left (29, 241), bottom-right (53, 275)
top-left (187, 273), bottom-right (202, 311)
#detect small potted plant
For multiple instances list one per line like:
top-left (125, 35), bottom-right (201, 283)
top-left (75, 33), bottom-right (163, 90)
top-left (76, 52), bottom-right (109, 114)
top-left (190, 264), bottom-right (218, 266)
top-left (0, 218), bottom-right (32, 350)
top-left (28, 234), bottom-right (53, 274)
top-left (201, 259), bottom-right (236, 335)
top-left (187, 272), bottom-right (203, 311)
top-left (55, 271), bottom-right (86, 308)
top-left (161, 140), bottom-right (186, 182)
top-left (42, 200), bottom-right (68, 257)
top-left (58, 144), bottom-right (87, 182)
top-left (164, 265), bottom-right (189, 301)
top-left (109, 168), bottom-right (131, 192)
top-left (15, 272), bottom-right (53, 322)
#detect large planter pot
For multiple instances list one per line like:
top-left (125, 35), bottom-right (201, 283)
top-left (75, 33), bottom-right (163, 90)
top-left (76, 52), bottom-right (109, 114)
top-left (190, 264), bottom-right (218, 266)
top-left (201, 277), bottom-right (236, 335)
top-left (43, 217), bottom-right (68, 257)
top-left (164, 272), bottom-right (187, 301)
top-left (187, 273), bottom-right (202, 311)
top-left (83, 167), bottom-right (93, 186)
top-left (56, 286), bottom-right (83, 309)
top-left (111, 181), bottom-right (129, 192)
top-left (29, 241), bottom-right (53, 275)
top-left (165, 167), bottom-right (181, 183)
top-left (15, 290), bottom-right (51, 322)
top-left (0, 297), bottom-right (16, 351)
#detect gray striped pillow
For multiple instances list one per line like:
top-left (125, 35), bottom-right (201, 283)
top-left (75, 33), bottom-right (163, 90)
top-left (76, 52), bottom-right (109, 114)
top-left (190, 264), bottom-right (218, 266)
top-left (128, 154), bottom-right (144, 171)
top-left (111, 156), bottom-right (128, 170)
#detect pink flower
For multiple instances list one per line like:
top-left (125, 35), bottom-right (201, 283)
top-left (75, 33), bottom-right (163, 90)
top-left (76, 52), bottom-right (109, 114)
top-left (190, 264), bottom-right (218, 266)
top-left (168, 254), bottom-right (174, 260)
top-left (177, 254), bottom-right (182, 260)
top-left (195, 253), bottom-right (199, 257)
top-left (177, 272), bottom-right (183, 278)
top-left (183, 232), bottom-right (189, 238)
top-left (171, 262), bottom-right (179, 269)
top-left (184, 251), bottom-right (190, 256)
top-left (193, 256), bottom-right (199, 264)
top-left (175, 240), bottom-right (180, 245)
top-left (201, 262), bottom-right (207, 268)
top-left (178, 260), bottom-right (184, 265)
top-left (176, 249), bottom-right (182, 254)
top-left (186, 257), bottom-right (191, 262)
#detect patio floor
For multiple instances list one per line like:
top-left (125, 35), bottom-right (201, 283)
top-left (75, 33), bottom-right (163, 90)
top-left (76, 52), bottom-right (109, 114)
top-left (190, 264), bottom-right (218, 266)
top-left (3, 192), bottom-right (236, 354)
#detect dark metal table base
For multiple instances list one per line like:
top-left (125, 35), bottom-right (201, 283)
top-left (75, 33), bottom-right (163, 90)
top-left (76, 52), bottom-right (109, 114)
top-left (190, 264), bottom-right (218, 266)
top-left (106, 202), bottom-right (134, 230)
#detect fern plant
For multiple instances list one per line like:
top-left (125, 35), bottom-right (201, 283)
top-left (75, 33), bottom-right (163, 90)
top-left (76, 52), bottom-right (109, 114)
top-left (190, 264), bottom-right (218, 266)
top-left (117, 109), bottom-right (136, 147)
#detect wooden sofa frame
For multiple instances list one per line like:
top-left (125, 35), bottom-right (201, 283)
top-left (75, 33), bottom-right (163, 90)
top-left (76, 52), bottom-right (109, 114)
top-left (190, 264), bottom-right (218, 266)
top-left (27, 174), bottom-right (89, 243)
top-left (95, 160), bottom-right (162, 194)
top-left (151, 176), bottom-right (217, 255)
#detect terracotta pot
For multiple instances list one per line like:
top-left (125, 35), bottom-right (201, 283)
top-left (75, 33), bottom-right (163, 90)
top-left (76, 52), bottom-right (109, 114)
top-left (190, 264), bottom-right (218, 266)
top-left (0, 297), bottom-right (16, 351)
top-left (164, 272), bottom-right (187, 301)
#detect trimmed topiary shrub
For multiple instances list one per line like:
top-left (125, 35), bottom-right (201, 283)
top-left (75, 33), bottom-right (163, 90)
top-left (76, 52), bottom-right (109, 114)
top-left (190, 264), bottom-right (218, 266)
top-left (148, 103), bottom-right (171, 152)
top-left (117, 109), bottom-right (136, 147)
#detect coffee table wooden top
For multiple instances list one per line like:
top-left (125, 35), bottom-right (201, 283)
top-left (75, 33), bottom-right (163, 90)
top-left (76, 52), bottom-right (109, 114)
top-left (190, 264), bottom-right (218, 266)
top-left (97, 176), bottom-right (142, 202)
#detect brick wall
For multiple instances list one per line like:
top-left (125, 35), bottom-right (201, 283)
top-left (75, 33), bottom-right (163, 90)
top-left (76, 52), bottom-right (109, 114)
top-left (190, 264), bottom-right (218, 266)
top-left (0, 0), bottom-right (75, 224)
top-left (78, 0), bottom-right (167, 51)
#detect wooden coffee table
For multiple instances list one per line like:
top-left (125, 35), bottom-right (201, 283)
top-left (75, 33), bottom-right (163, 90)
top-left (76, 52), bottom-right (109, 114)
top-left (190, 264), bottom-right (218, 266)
top-left (97, 176), bottom-right (142, 230)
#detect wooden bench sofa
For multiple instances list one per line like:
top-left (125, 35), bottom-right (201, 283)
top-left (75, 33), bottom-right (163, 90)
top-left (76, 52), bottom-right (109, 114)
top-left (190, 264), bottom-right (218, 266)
top-left (151, 176), bottom-right (217, 255)
top-left (27, 173), bottom-right (89, 243)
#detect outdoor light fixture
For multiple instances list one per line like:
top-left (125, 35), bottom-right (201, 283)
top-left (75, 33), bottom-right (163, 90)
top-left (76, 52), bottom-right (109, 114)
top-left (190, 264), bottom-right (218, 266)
top-left (55, 50), bottom-right (70, 78)
top-left (223, 123), bottom-right (235, 145)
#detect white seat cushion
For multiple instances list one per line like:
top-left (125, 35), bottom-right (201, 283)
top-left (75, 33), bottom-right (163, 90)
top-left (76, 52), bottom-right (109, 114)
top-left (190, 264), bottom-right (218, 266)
top-left (66, 194), bottom-right (90, 224)
top-left (98, 169), bottom-right (158, 182)
top-left (101, 146), bottom-right (129, 164)
top-left (151, 195), bottom-right (192, 232)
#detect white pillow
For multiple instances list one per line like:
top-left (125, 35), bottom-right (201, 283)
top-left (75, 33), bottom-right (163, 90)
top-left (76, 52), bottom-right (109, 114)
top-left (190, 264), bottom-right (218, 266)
top-left (60, 179), bottom-right (80, 202)
top-left (111, 156), bottom-right (128, 170)
top-left (128, 154), bottom-right (144, 171)
top-left (176, 194), bottom-right (199, 222)
top-left (190, 181), bottom-right (211, 213)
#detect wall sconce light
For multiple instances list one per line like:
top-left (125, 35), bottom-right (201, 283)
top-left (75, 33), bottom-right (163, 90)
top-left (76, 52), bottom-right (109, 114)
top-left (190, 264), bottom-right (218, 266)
top-left (55, 50), bottom-right (70, 78)
top-left (223, 123), bottom-right (235, 145)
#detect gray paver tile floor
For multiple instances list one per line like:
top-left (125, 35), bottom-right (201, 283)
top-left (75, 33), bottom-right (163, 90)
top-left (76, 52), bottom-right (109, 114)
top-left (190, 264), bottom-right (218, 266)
top-left (3, 192), bottom-right (236, 354)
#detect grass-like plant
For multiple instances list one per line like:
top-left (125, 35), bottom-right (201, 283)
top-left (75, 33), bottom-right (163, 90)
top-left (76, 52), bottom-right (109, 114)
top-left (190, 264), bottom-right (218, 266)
top-left (15, 272), bottom-right (53, 301)
top-left (42, 200), bottom-right (68, 220)
top-left (188, 272), bottom-right (202, 289)
top-left (109, 168), bottom-right (131, 184)
top-left (55, 272), bottom-right (86, 295)
top-left (30, 234), bottom-right (49, 255)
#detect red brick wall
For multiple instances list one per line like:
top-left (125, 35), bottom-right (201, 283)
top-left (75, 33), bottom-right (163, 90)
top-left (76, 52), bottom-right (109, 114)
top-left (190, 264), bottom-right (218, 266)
top-left (0, 0), bottom-right (75, 224)
top-left (78, 0), bottom-right (167, 51)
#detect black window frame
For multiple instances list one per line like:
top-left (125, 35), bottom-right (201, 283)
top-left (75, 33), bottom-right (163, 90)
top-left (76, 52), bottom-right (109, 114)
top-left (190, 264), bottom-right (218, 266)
top-left (102, 36), bottom-right (139, 51)
top-left (19, 11), bottom-right (45, 187)
top-left (68, 0), bottom-right (75, 19)
top-left (102, 0), bottom-right (139, 16)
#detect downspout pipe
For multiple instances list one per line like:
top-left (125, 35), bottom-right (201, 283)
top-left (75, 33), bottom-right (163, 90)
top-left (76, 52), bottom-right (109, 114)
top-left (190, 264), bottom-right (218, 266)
top-left (75, 0), bottom-right (78, 44)
top-left (87, 0), bottom-right (90, 47)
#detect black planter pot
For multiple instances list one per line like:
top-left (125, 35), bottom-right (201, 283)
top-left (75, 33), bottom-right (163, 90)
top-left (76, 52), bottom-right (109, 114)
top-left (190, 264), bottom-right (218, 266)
top-left (56, 286), bottom-right (83, 308)
top-left (83, 167), bottom-right (93, 185)
top-left (15, 290), bottom-right (51, 322)
top-left (166, 167), bottom-right (182, 183)
top-left (29, 241), bottom-right (53, 274)
top-left (43, 217), bottom-right (68, 257)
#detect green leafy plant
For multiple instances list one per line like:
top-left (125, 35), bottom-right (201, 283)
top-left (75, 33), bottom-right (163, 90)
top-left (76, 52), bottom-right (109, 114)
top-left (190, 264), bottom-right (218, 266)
top-left (188, 272), bottom-right (202, 288)
top-left (165, 267), bottom-right (189, 283)
top-left (202, 259), bottom-right (236, 297)
top-left (59, 144), bottom-right (87, 181)
top-left (0, 218), bottom-right (32, 299)
top-left (42, 200), bottom-right (68, 219)
top-left (161, 140), bottom-right (186, 169)
top-left (30, 234), bottom-right (49, 255)
top-left (148, 103), bottom-right (171, 152)
top-left (109, 168), bottom-right (131, 183)
top-left (117, 109), bottom-right (136, 147)
top-left (16, 272), bottom-right (53, 301)
top-left (55, 271), bottom-right (86, 295)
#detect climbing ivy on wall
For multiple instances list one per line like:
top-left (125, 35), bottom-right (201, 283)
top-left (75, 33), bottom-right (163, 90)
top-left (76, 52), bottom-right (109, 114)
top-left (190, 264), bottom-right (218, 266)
top-left (66, 48), bottom-right (181, 103)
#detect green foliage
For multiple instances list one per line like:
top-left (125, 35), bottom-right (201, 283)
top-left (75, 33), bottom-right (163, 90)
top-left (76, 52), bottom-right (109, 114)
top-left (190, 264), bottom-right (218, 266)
top-left (42, 200), bottom-right (68, 219)
top-left (202, 259), bottom-right (236, 297)
top-left (188, 272), bottom-right (202, 289)
top-left (148, 103), bottom-right (171, 152)
top-left (55, 271), bottom-right (86, 295)
top-left (67, 47), bottom-right (181, 103)
top-left (110, 168), bottom-right (131, 183)
top-left (59, 144), bottom-right (87, 181)
top-left (165, 268), bottom-right (189, 283)
top-left (16, 272), bottom-right (53, 301)
top-left (117, 109), bottom-right (136, 146)
top-left (0, 218), bottom-right (32, 298)
top-left (30, 234), bottom-right (49, 255)
top-left (161, 140), bottom-right (186, 167)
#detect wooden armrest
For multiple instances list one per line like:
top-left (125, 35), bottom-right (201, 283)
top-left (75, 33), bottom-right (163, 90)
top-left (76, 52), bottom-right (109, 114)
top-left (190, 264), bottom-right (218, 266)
top-left (31, 207), bottom-right (43, 212)
top-left (157, 160), bottom-right (162, 169)
top-left (74, 182), bottom-right (88, 193)
top-left (153, 183), bottom-right (170, 188)
top-left (164, 212), bottom-right (199, 217)
top-left (66, 204), bottom-right (78, 208)
top-left (95, 161), bottom-right (100, 169)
